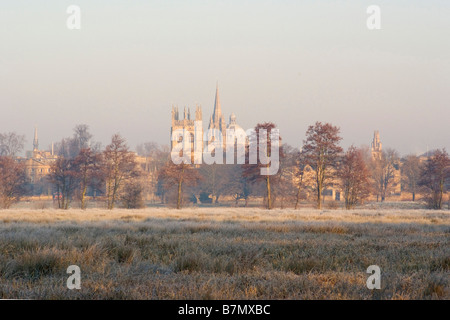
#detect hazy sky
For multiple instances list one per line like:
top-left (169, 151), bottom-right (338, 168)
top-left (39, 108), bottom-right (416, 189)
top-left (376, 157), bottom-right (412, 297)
top-left (1, 0), bottom-right (449, 156)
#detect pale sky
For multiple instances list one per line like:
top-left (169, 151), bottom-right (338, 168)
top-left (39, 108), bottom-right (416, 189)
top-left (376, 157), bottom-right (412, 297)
top-left (1, 0), bottom-right (449, 156)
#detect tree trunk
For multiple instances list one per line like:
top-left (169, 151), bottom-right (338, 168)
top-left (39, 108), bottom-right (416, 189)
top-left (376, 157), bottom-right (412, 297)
top-left (81, 182), bottom-right (87, 210)
top-left (57, 186), bottom-right (61, 209)
top-left (110, 181), bottom-right (119, 210)
top-left (317, 180), bottom-right (322, 209)
top-left (266, 176), bottom-right (272, 209)
top-left (177, 178), bottom-right (183, 209)
top-left (106, 178), bottom-right (112, 209)
top-left (344, 190), bottom-right (350, 210)
top-left (295, 185), bottom-right (301, 209)
top-left (294, 175), bottom-right (303, 210)
top-left (438, 179), bottom-right (444, 209)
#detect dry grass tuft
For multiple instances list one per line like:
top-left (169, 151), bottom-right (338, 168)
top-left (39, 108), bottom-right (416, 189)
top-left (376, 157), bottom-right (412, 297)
top-left (423, 276), bottom-right (448, 299)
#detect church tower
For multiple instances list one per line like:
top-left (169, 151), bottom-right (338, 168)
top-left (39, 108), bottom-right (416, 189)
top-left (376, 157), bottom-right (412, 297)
top-left (371, 130), bottom-right (382, 160)
top-left (170, 104), bottom-right (202, 164)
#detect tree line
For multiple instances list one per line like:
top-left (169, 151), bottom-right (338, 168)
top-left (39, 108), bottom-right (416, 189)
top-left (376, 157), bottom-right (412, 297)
top-left (0, 122), bottom-right (448, 210)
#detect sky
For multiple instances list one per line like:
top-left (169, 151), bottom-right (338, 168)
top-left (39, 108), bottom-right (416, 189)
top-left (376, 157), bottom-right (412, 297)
top-left (1, 0), bottom-right (449, 156)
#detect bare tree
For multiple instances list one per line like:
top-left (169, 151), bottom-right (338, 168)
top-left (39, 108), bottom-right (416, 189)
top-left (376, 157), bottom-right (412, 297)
top-left (73, 124), bottom-right (93, 151)
top-left (0, 132), bottom-right (26, 157)
top-left (419, 149), bottom-right (450, 209)
top-left (227, 166), bottom-right (252, 207)
top-left (102, 134), bottom-right (139, 210)
top-left (136, 142), bottom-right (160, 158)
top-left (197, 164), bottom-right (231, 204)
top-left (402, 154), bottom-right (421, 201)
top-left (371, 148), bottom-right (399, 202)
top-left (242, 122), bottom-right (281, 210)
top-left (293, 151), bottom-right (316, 209)
top-left (73, 148), bottom-right (102, 209)
top-left (0, 156), bottom-right (27, 208)
top-left (120, 178), bottom-right (145, 209)
top-left (48, 158), bottom-right (78, 209)
top-left (197, 164), bottom-right (252, 206)
top-left (338, 146), bottom-right (372, 209)
top-left (136, 142), bottom-right (170, 202)
top-left (302, 122), bottom-right (343, 209)
top-left (158, 162), bottom-right (201, 209)
top-left (54, 124), bottom-right (97, 159)
top-left (277, 144), bottom-right (298, 208)
top-left (54, 137), bottom-right (83, 159)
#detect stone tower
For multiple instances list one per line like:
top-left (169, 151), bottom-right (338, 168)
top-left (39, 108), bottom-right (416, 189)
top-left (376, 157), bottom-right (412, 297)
top-left (208, 83), bottom-right (226, 134)
top-left (170, 105), bottom-right (202, 164)
top-left (371, 130), bottom-right (382, 160)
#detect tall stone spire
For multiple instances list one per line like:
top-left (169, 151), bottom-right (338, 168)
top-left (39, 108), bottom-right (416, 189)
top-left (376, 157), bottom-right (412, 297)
top-left (33, 126), bottom-right (39, 151)
top-left (207, 82), bottom-right (227, 149)
top-left (209, 82), bottom-right (225, 133)
top-left (212, 82), bottom-right (222, 123)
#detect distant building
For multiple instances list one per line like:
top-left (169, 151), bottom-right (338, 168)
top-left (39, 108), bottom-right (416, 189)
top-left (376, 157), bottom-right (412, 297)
top-left (17, 127), bottom-right (58, 195)
top-left (170, 84), bottom-right (243, 163)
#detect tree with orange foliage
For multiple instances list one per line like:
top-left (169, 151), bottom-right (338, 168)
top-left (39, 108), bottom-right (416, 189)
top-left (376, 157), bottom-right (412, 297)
top-left (0, 156), bottom-right (27, 208)
top-left (338, 146), bottom-right (372, 209)
top-left (48, 157), bottom-right (78, 209)
top-left (73, 148), bottom-right (102, 209)
top-left (302, 122), bottom-right (343, 209)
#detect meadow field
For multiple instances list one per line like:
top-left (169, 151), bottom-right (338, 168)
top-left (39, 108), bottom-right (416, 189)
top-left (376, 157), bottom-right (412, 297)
top-left (0, 206), bottom-right (448, 299)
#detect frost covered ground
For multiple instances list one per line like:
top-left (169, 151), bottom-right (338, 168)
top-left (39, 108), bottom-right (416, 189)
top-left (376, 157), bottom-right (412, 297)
top-left (0, 207), bottom-right (448, 299)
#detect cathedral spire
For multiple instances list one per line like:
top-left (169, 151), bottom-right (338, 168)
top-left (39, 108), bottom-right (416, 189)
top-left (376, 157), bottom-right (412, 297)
top-left (33, 126), bottom-right (39, 151)
top-left (212, 82), bottom-right (222, 123)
